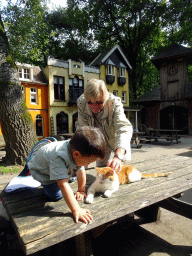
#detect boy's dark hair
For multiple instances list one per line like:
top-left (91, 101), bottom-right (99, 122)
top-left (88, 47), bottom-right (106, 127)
top-left (69, 126), bottom-right (106, 159)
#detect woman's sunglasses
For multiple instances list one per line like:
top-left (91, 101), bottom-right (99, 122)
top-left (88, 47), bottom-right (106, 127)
top-left (87, 101), bottom-right (104, 105)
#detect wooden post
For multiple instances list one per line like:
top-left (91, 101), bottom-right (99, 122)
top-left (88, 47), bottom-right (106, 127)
top-left (74, 232), bottom-right (93, 256)
top-left (135, 204), bottom-right (161, 223)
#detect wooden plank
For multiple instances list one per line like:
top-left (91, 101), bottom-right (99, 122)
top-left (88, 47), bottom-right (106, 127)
top-left (159, 197), bottom-right (192, 220)
top-left (8, 171), bottom-right (192, 254)
top-left (5, 160), bottom-right (192, 218)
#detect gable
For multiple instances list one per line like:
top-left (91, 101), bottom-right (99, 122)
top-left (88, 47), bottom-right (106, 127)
top-left (90, 45), bottom-right (132, 70)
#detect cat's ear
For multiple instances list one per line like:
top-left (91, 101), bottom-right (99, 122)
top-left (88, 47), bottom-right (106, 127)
top-left (95, 167), bottom-right (101, 173)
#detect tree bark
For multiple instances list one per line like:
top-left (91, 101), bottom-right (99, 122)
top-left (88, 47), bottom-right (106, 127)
top-left (0, 17), bottom-right (37, 165)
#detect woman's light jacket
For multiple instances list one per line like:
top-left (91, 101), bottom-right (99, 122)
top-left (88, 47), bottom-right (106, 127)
top-left (77, 93), bottom-right (133, 160)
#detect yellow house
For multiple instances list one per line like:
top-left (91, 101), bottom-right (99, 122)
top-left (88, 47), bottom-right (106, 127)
top-left (17, 63), bottom-right (49, 139)
top-left (90, 45), bottom-right (132, 118)
top-left (43, 58), bottom-right (100, 135)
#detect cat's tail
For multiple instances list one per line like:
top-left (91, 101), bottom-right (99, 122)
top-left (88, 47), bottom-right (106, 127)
top-left (141, 172), bottom-right (172, 179)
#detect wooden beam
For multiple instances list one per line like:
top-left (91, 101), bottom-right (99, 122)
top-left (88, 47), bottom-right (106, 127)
top-left (159, 197), bottom-right (192, 220)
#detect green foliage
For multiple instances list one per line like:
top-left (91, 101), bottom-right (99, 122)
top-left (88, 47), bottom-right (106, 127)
top-left (21, 99), bottom-right (33, 124)
top-left (2, 0), bottom-right (53, 67)
top-left (2, 0), bottom-right (192, 101)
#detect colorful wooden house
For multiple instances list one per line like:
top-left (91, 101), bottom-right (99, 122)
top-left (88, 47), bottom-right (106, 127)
top-left (43, 45), bottom-right (132, 135)
top-left (17, 63), bottom-right (49, 139)
top-left (0, 45), bottom-right (132, 139)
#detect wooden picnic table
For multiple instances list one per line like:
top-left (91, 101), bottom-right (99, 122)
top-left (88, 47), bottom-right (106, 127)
top-left (1, 154), bottom-right (192, 255)
top-left (146, 129), bottom-right (183, 144)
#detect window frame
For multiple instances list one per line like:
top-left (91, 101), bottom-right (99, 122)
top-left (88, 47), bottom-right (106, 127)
top-left (35, 114), bottom-right (44, 137)
top-left (122, 91), bottom-right (127, 103)
top-left (113, 90), bottom-right (118, 97)
top-left (30, 87), bottom-right (38, 104)
top-left (18, 67), bottom-right (31, 80)
top-left (106, 65), bottom-right (115, 75)
top-left (118, 67), bottom-right (126, 77)
top-left (54, 76), bottom-right (65, 101)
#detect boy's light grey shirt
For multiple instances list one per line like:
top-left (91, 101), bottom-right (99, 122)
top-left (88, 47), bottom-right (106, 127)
top-left (28, 140), bottom-right (77, 185)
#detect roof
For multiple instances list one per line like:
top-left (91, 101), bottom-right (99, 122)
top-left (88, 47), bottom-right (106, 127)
top-left (133, 85), bottom-right (161, 103)
top-left (90, 45), bottom-right (132, 70)
top-left (151, 43), bottom-right (192, 69)
top-left (32, 66), bottom-right (48, 84)
top-left (16, 62), bottom-right (48, 84)
top-left (134, 82), bottom-right (192, 103)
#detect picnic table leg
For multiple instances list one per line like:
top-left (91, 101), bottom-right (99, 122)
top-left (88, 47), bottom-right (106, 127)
top-left (135, 135), bottom-right (142, 148)
top-left (74, 231), bottom-right (93, 256)
top-left (135, 204), bottom-right (161, 223)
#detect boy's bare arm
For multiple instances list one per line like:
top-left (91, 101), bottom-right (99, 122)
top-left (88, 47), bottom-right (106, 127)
top-left (76, 168), bottom-right (86, 192)
top-left (56, 179), bottom-right (92, 223)
top-left (75, 168), bottom-right (87, 201)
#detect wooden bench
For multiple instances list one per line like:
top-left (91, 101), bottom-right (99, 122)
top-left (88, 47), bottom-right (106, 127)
top-left (145, 135), bottom-right (181, 143)
top-left (144, 129), bottom-right (183, 144)
top-left (1, 154), bottom-right (192, 255)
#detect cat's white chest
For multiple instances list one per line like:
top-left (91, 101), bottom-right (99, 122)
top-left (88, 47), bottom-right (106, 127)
top-left (86, 172), bottom-right (119, 204)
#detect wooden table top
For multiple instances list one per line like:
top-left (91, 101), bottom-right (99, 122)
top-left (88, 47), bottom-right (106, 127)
top-left (2, 154), bottom-right (192, 255)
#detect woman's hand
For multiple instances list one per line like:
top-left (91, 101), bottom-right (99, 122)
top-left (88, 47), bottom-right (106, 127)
top-left (107, 157), bottom-right (122, 173)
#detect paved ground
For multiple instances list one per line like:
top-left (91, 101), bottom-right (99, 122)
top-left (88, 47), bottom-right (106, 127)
top-left (0, 136), bottom-right (192, 255)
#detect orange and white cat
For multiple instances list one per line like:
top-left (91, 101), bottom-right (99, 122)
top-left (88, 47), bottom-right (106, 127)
top-left (85, 165), bottom-right (171, 204)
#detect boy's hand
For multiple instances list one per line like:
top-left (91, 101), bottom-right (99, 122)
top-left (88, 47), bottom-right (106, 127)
top-left (73, 208), bottom-right (93, 224)
top-left (75, 191), bottom-right (87, 201)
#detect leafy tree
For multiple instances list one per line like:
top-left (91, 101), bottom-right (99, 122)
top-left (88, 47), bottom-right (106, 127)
top-left (0, 16), bottom-right (37, 165)
top-left (66, 0), bottom-right (167, 100)
top-left (2, 0), bottom-right (54, 67)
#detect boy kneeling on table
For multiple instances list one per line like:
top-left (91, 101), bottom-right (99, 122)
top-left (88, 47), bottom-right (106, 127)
top-left (27, 126), bottom-right (106, 224)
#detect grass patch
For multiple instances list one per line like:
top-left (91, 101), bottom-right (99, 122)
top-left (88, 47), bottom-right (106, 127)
top-left (0, 164), bottom-right (23, 174)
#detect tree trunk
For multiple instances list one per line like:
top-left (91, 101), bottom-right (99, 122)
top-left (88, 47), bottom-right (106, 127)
top-left (0, 17), bottom-right (37, 165)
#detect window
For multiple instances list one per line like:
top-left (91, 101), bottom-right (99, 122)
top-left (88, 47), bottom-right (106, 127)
top-left (69, 76), bottom-right (84, 88)
top-left (106, 65), bottom-right (115, 75)
top-left (122, 92), bottom-right (127, 103)
top-left (113, 91), bottom-right (118, 96)
top-left (30, 87), bottom-right (37, 104)
top-left (56, 112), bottom-right (68, 134)
top-left (54, 76), bottom-right (65, 101)
top-left (69, 76), bottom-right (84, 103)
top-left (36, 115), bottom-right (43, 137)
top-left (18, 68), bottom-right (30, 80)
top-left (118, 67), bottom-right (126, 77)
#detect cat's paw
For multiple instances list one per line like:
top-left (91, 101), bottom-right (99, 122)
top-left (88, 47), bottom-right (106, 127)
top-left (104, 190), bottom-right (112, 198)
top-left (86, 194), bottom-right (94, 204)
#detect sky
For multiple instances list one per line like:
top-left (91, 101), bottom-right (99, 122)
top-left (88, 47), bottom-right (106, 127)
top-left (1, 0), bottom-right (67, 9)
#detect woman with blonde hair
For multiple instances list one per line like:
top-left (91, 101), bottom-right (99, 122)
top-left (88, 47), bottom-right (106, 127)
top-left (76, 78), bottom-right (133, 172)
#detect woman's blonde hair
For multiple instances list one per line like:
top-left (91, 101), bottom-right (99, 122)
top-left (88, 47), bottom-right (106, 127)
top-left (84, 78), bottom-right (109, 101)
